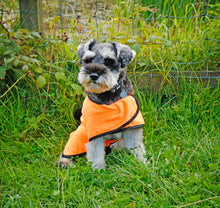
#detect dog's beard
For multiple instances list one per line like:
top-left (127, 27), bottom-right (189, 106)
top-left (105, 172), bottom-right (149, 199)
top-left (78, 67), bottom-right (119, 94)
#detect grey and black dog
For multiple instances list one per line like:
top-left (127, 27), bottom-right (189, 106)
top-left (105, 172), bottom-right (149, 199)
top-left (59, 40), bottom-right (146, 169)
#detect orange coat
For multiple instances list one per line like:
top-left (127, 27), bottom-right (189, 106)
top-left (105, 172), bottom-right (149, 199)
top-left (62, 95), bottom-right (145, 158)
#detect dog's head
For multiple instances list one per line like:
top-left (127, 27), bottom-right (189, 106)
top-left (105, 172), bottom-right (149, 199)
top-left (77, 39), bottom-right (136, 94)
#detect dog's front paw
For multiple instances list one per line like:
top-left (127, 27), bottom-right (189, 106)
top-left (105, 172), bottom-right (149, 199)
top-left (92, 162), bottom-right (106, 170)
top-left (57, 155), bottom-right (74, 168)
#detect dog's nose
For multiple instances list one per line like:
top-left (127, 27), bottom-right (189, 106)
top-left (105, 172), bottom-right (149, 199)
top-left (90, 73), bottom-right (99, 81)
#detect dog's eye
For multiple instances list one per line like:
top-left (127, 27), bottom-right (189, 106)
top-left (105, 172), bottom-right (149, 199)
top-left (84, 58), bottom-right (93, 64)
top-left (104, 58), bottom-right (115, 66)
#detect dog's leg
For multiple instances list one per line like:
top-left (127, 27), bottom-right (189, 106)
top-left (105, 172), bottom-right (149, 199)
top-left (123, 128), bottom-right (146, 163)
top-left (57, 154), bottom-right (74, 168)
top-left (110, 138), bottom-right (125, 150)
top-left (86, 137), bottom-right (106, 170)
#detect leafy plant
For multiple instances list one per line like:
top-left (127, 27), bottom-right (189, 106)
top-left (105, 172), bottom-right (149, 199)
top-left (0, 28), bottom-right (84, 113)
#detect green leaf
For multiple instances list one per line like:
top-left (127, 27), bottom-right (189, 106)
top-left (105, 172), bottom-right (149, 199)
top-left (43, 73), bottom-right (50, 82)
top-left (14, 58), bottom-right (19, 66)
top-left (71, 84), bottom-right (83, 95)
top-left (133, 43), bottom-right (141, 53)
top-left (209, 163), bottom-right (219, 171)
top-left (44, 63), bottom-right (63, 71)
top-left (22, 56), bottom-right (30, 62)
top-left (0, 66), bottom-right (6, 79)
top-left (28, 114), bottom-right (45, 129)
top-left (32, 66), bottom-right (43, 74)
top-left (55, 72), bottom-right (66, 81)
top-left (14, 32), bottom-right (24, 39)
top-left (31, 59), bottom-right (41, 66)
top-left (30, 31), bottom-right (41, 38)
top-left (26, 34), bottom-right (34, 39)
top-left (4, 50), bottom-right (15, 55)
top-left (53, 190), bottom-right (60, 196)
top-left (36, 75), bottom-right (46, 88)
top-left (6, 57), bottom-right (16, 64)
top-left (188, 194), bottom-right (201, 202)
top-left (0, 35), bottom-right (11, 42)
top-left (22, 65), bottom-right (29, 72)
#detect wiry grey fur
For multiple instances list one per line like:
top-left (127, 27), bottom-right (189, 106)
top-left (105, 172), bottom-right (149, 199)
top-left (58, 40), bottom-right (146, 169)
top-left (77, 39), bottom-right (135, 104)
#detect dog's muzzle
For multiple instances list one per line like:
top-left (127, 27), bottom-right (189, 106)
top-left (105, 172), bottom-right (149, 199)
top-left (85, 63), bottom-right (107, 82)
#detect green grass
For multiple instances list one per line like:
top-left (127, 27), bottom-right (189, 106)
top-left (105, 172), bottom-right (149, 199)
top-left (1, 81), bottom-right (219, 207)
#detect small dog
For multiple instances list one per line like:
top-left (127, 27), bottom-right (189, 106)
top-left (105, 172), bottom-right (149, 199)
top-left (59, 40), bottom-right (146, 169)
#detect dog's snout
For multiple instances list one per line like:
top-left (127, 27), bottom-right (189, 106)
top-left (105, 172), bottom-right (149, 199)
top-left (90, 73), bottom-right (99, 81)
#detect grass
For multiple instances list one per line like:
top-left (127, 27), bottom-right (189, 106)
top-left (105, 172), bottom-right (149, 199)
top-left (0, 81), bottom-right (219, 207)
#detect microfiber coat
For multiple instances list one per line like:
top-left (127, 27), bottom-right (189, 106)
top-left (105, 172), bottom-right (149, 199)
top-left (62, 95), bottom-right (145, 158)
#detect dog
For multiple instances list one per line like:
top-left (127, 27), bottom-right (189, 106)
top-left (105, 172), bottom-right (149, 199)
top-left (58, 39), bottom-right (146, 170)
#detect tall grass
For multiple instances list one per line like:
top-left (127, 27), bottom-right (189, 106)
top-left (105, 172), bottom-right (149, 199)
top-left (107, 0), bottom-right (220, 73)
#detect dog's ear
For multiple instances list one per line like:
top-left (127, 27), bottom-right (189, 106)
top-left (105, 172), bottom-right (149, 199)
top-left (77, 39), bottom-right (96, 61)
top-left (112, 42), bottom-right (136, 68)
